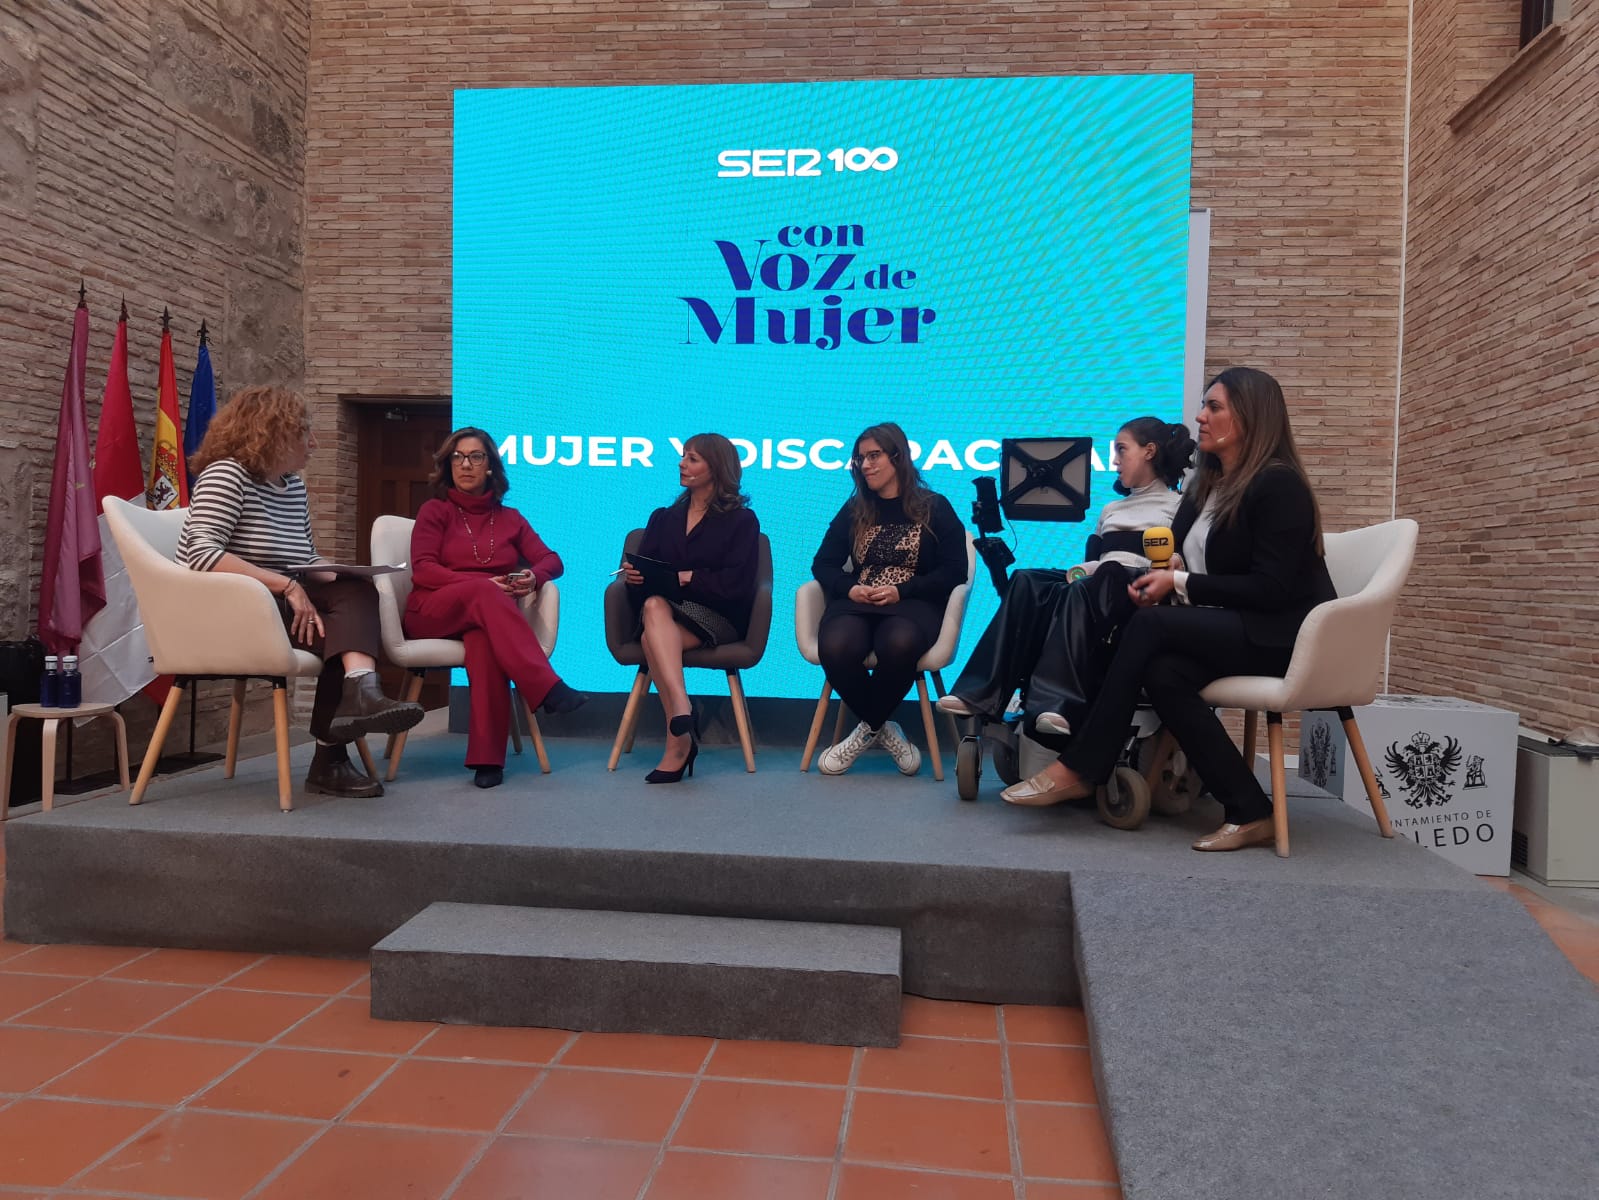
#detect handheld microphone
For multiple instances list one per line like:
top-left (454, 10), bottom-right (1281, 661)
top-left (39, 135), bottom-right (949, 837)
top-left (1143, 527), bottom-right (1174, 570)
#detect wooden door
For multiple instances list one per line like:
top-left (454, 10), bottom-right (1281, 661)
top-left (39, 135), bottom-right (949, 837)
top-left (356, 402), bottom-right (453, 708)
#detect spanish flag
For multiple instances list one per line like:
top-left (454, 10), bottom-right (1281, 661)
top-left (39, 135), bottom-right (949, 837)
top-left (145, 307), bottom-right (188, 510)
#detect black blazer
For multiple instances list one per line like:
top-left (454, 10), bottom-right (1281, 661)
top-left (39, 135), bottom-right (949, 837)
top-left (1173, 465), bottom-right (1335, 648)
top-left (631, 503), bottom-right (761, 638)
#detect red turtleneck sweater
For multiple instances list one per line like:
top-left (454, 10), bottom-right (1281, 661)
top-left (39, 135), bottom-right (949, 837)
top-left (406, 488), bottom-right (563, 596)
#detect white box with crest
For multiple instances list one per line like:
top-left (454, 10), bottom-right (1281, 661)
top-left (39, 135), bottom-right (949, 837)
top-left (1299, 695), bottom-right (1517, 876)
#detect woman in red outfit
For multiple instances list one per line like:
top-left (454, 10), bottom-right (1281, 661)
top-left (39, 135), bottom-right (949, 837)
top-left (403, 428), bottom-right (587, 788)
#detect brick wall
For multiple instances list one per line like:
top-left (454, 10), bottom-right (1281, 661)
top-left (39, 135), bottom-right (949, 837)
top-left (1393, 2), bottom-right (1599, 735)
top-left (304, 0), bottom-right (1413, 564)
top-left (0, 0), bottom-right (310, 765)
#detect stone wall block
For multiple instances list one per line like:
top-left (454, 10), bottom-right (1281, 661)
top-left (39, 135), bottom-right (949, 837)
top-left (174, 129), bottom-right (302, 262)
top-left (0, 16), bottom-right (39, 212)
top-left (225, 271), bottom-right (304, 389)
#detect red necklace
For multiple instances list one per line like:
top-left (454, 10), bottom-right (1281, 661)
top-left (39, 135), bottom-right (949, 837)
top-left (454, 503), bottom-right (497, 565)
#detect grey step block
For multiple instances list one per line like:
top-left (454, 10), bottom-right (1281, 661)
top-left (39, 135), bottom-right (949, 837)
top-left (370, 902), bottom-right (903, 1048)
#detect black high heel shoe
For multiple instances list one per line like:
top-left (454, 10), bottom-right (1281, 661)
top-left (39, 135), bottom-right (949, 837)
top-left (645, 714), bottom-right (699, 784)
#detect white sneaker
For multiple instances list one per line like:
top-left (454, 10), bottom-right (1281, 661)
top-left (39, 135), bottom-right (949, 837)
top-left (876, 721), bottom-right (923, 776)
top-left (1035, 712), bottom-right (1072, 737)
top-left (820, 722), bottom-right (877, 775)
top-left (935, 693), bottom-right (977, 717)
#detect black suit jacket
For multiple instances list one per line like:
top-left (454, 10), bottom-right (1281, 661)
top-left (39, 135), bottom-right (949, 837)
top-left (1172, 465), bottom-right (1335, 648)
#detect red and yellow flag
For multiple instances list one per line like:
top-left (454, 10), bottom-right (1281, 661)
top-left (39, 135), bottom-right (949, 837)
top-left (145, 308), bottom-right (188, 510)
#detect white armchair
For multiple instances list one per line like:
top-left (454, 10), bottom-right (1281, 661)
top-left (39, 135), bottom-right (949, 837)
top-left (370, 515), bottom-right (560, 780)
top-left (102, 496), bottom-right (373, 813)
top-left (796, 533), bottom-right (976, 781)
top-left (1199, 518), bottom-right (1419, 857)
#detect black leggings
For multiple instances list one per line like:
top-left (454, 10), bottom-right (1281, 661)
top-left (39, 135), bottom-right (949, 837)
top-left (1060, 606), bottom-right (1292, 825)
top-left (818, 612), bottom-right (931, 731)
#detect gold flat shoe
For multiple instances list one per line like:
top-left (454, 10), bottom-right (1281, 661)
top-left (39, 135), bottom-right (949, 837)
top-left (1191, 818), bottom-right (1275, 852)
top-left (1001, 771), bottom-right (1093, 807)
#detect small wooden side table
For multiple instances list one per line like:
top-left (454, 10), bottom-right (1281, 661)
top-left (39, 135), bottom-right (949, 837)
top-left (2, 702), bottom-right (130, 820)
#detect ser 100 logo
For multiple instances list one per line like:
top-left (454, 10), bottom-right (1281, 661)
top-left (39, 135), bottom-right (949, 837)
top-left (717, 147), bottom-right (899, 177)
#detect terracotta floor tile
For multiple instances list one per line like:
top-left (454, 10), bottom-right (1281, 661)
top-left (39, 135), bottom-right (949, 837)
top-left (253, 1124), bottom-right (481, 1200)
top-left (858, 1036), bottom-right (1005, 1099)
top-left (705, 1039), bottom-right (856, 1086)
top-left (454, 1137), bottom-right (656, 1200)
top-left (1025, 1183), bottom-right (1122, 1199)
top-left (1003, 1006), bottom-right (1090, 1047)
top-left (0, 939), bottom-right (38, 964)
top-left (193, 1047), bottom-right (394, 1119)
top-left (1013, 1103), bottom-right (1119, 1183)
top-left (419, 1023), bottom-right (574, 1065)
top-left (560, 1030), bottom-right (714, 1074)
top-left (673, 1078), bottom-right (845, 1158)
top-left (505, 1067), bottom-right (692, 1142)
top-left (845, 1091), bottom-right (1011, 1176)
top-left (902, 996), bottom-right (1000, 1040)
top-left (1529, 903), bottom-right (1599, 936)
top-left (145, 988), bottom-right (325, 1043)
top-left (1007, 1044), bottom-right (1099, 1104)
top-left (647, 1149), bottom-right (834, 1200)
top-left (0, 972), bottom-right (81, 1021)
top-left (276, 996), bottom-right (435, 1055)
top-left (226, 955), bottom-right (370, 995)
top-left (0, 943), bottom-right (150, 977)
top-left (1549, 927), bottom-right (1599, 959)
top-left (348, 1057), bottom-right (539, 1132)
top-left (42, 1035), bottom-right (251, 1106)
top-left (16, 978), bottom-right (202, 1034)
top-left (0, 1026), bottom-right (115, 1093)
top-left (835, 1163), bottom-right (1014, 1200)
top-left (80, 1109), bottom-right (317, 1200)
top-left (344, 973), bottom-right (372, 998)
top-left (0, 1097), bottom-right (156, 1187)
top-left (108, 947), bottom-right (264, 986)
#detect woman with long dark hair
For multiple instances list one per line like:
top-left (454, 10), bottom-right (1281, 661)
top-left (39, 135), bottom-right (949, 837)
top-left (621, 433), bottom-right (761, 784)
top-left (811, 422), bottom-right (968, 777)
top-left (1001, 368), bottom-right (1334, 852)
top-left (403, 427), bottom-right (587, 789)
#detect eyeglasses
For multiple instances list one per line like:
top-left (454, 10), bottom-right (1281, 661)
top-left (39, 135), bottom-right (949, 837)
top-left (450, 451), bottom-right (488, 466)
top-left (852, 450), bottom-right (891, 468)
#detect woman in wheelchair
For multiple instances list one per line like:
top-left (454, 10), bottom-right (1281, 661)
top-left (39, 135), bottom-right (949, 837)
top-left (403, 427), bottom-right (587, 789)
top-left (811, 422), bottom-right (969, 777)
top-left (937, 416), bottom-right (1193, 738)
top-left (177, 386), bottom-right (424, 799)
top-left (621, 433), bottom-right (761, 784)
top-left (1001, 367), bottom-right (1335, 853)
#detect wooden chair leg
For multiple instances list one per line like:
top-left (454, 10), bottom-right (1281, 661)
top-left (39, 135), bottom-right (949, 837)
top-left (131, 681), bottom-right (187, 806)
top-left (1266, 711), bottom-right (1288, 857)
top-left (727, 671), bottom-right (756, 773)
top-left (1, 713), bottom-right (19, 820)
top-left (609, 669), bottom-right (650, 771)
top-left (800, 682), bottom-right (832, 772)
top-left (39, 717), bottom-right (59, 813)
top-left (508, 684), bottom-right (524, 755)
top-left (272, 681), bottom-right (294, 812)
top-left (224, 679), bottom-right (246, 778)
top-left (1339, 706), bottom-right (1395, 838)
top-left (915, 674), bottom-right (943, 782)
top-left (354, 737), bottom-right (378, 780)
top-left (1242, 709), bottom-right (1259, 765)
top-left (525, 698), bottom-right (551, 774)
top-left (931, 668), bottom-right (961, 750)
top-left (110, 711), bottom-right (130, 792)
top-left (1143, 728), bottom-right (1177, 790)
top-left (385, 673), bottom-right (425, 760)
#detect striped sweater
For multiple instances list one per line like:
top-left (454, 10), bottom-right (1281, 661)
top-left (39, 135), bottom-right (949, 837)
top-left (176, 459), bottom-right (321, 573)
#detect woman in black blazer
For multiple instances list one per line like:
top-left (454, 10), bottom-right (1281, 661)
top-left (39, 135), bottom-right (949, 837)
top-left (1002, 367), bottom-right (1335, 852)
top-left (622, 433), bottom-right (760, 784)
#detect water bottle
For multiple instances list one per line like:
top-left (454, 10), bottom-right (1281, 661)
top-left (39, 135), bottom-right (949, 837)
top-left (39, 655), bottom-right (60, 708)
top-left (59, 655), bottom-right (82, 709)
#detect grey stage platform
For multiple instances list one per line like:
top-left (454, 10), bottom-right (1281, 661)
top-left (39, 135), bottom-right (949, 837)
top-left (6, 726), bottom-right (1597, 1199)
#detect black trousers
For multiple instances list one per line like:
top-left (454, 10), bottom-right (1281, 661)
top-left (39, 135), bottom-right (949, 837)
top-left (1060, 606), bottom-right (1292, 825)
top-left (818, 611), bottom-right (931, 730)
top-left (949, 564), bottom-right (1134, 734)
top-left (279, 576), bottom-right (384, 742)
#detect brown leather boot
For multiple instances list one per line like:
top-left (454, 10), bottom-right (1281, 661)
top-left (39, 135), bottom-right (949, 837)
top-left (304, 742), bottom-right (384, 798)
top-left (326, 672), bottom-right (425, 742)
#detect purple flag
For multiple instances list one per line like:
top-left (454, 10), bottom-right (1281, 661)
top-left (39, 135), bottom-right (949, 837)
top-left (39, 287), bottom-right (106, 656)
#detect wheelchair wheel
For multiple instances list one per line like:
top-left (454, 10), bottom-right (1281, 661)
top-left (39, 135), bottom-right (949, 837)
top-left (989, 736), bottom-right (1021, 787)
top-left (1098, 765), bottom-right (1152, 831)
top-left (1151, 747), bottom-right (1197, 816)
top-left (955, 736), bottom-right (982, 802)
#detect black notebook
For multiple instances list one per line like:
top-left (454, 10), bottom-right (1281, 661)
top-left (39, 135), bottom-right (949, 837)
top-left (628, 554), bottom-right (681, 600)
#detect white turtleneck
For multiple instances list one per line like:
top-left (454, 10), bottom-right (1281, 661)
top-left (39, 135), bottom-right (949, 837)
top-left (1093, 479), bottom-right (1182, 572)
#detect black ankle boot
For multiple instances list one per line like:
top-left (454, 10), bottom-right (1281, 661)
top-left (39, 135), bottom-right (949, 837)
top-left (327, 673), bottom-right (425, 742)
top-left (473, 766), bottom-right (504, 789)
top-left (540, 680), bottom-right (589, 715)
top-left (305, 743), bottom-right (383, 798)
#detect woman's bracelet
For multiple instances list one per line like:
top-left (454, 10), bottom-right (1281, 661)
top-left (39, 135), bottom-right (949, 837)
top-left (280, 578), bottom-right (299, 598)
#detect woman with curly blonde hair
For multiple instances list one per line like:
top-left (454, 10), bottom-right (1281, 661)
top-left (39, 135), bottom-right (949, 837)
top-left (177, 386), bottom-right (423, 798)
